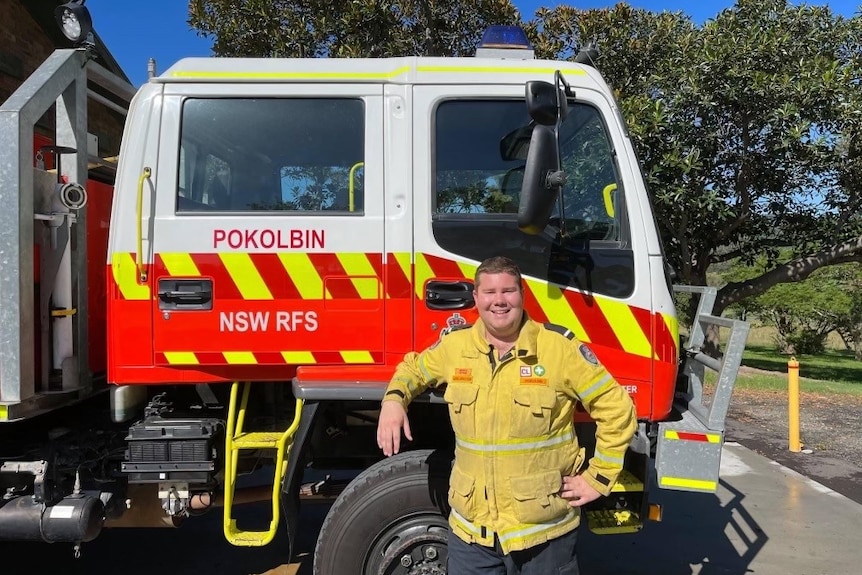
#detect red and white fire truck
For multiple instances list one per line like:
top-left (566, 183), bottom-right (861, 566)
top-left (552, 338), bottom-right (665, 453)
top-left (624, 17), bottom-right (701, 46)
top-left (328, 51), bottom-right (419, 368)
top-left (0, 4), bottom-right (748, 573)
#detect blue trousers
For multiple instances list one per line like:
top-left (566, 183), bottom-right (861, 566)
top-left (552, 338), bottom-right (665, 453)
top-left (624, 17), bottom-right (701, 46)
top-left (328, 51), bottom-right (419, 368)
top-left (447, 527), bottom-right (579, 575)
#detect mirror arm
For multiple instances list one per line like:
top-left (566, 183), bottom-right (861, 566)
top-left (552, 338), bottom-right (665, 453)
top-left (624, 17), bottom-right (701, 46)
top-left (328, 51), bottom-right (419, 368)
top-left (550, 170), bottom-right (567, 238)
top-left (552, 70), bottom-right (571, 239)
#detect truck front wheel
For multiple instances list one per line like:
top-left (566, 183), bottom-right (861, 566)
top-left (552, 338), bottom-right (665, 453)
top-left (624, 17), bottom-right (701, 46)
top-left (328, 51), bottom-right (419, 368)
top-left (313, 449), bottom-right (452, 575)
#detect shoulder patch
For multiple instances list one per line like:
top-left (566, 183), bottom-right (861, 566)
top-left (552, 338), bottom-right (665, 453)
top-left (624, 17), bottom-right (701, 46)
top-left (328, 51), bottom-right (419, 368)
top-left (579, 343), bottom-right (599, 365)
top-left (543, 322), bottom-right (575, 340)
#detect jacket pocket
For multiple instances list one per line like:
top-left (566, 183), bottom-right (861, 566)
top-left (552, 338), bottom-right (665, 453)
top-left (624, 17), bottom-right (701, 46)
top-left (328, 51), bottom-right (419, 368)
top-left (448, 465), bottom-right (477, 521)
top-left (509, 469), bottom-right (570, 524)
top-left (444, 383), bottom-right (479, 437)
top-left (510, 386), bottom-right (557, 438)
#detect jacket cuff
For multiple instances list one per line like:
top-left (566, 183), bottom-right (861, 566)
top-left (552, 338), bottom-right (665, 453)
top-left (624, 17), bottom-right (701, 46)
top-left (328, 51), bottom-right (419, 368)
top-left (382, 389), bottom-right (410, 411)
top-left (581, 466), bottom-right (617, 497)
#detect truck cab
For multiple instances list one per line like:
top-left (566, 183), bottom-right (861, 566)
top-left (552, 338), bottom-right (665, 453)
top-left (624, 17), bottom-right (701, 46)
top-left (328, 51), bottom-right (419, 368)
top-left (108, 48), bottom-right (678, 419)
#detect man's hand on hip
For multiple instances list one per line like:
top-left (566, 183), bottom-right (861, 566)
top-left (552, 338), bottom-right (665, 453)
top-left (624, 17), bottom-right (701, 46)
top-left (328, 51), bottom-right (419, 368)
top-left (377, 400), bottom-right (412, 457)
top-left (560, 474), bottom-right (602, 507)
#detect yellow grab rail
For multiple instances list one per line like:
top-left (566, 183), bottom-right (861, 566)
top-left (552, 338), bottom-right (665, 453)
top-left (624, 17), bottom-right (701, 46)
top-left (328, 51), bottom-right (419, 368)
top-left (602, 182), bottom-right (617, 218)
top-left (348, 161), bottom-right (364, 212)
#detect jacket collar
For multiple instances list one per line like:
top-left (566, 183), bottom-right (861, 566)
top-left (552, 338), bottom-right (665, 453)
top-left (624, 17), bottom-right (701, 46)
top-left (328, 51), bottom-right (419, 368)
top-left (468, 314), bottom-right (540, 359)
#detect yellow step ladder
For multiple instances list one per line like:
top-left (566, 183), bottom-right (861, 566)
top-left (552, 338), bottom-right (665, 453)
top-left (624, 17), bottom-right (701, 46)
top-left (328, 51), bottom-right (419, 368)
top-left (585, 470), bottom-right (645, 534)
top-left (223, 381), bottom-right (303, 546)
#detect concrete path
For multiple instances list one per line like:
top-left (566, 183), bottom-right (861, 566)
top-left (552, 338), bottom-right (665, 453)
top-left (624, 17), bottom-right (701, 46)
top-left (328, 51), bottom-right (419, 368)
top-left (578, 443), bottom-right (862, 575)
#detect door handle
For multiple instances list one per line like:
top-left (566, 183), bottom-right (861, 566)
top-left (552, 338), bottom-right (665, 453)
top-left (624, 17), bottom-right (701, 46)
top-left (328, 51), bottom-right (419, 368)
top-left (158, 279), bottom-right (213, 310)
top-left (425, 280), bottom-right (474, 311)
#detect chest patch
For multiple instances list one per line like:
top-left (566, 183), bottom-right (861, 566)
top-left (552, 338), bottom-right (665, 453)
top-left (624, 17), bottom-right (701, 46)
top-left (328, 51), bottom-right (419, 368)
top-left (520, 364), bottom-right (547, 385)
top-left (520, 377), bottom-right (548, 386)
top-left (452, 368), bottom-right (473, 383)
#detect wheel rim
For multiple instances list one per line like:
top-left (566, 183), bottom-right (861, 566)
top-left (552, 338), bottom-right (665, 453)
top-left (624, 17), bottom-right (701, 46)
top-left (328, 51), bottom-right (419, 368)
top-left (366, 513), bottom-right (449, 575)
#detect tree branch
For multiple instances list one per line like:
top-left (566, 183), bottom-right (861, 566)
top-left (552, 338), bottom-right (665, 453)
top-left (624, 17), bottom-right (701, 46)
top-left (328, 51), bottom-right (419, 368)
top-left (715, 235), bottom-right (862, 313)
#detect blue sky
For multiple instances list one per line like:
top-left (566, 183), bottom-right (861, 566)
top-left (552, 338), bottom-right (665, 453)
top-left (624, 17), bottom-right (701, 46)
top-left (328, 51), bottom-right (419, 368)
top-left (84, 0), bottom-right (860, 87)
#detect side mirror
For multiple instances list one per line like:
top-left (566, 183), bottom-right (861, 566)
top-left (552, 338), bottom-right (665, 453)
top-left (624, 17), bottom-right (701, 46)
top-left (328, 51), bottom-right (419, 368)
top-left (526, 80), bottom-right (567, 126)
top-left (518, 124), bottom-right (563, 234)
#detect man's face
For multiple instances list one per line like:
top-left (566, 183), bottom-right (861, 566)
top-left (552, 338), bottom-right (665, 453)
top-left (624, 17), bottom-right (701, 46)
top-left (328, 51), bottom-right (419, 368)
top-left (474, 271), bottom-right (524, 340)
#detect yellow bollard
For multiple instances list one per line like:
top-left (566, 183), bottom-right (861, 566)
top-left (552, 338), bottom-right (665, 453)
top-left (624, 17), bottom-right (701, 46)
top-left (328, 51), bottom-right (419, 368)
top-left (788, 357), bottom-right (801, 452)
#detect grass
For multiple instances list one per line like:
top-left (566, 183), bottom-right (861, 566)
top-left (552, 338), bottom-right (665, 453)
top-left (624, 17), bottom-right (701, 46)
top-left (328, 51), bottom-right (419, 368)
top-left (692, 324), bottom-right (862, 396)
top-left (734, 340), bottom-right (862, 396)
top-left (734, 370), bottom-right (862, 396)
top-left (742, 345), bottom-right (862, 383)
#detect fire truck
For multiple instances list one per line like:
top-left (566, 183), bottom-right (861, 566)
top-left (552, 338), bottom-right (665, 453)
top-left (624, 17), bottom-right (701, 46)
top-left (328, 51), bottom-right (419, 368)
top-left (0, 4), bottom-right (749, 573)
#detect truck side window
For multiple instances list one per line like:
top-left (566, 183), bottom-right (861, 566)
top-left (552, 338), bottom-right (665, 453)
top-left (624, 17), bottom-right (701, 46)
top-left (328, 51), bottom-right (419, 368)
top-left (432, 99), bottom-right (635, 298)
top-left (177, 98), bottom-right (365, 213)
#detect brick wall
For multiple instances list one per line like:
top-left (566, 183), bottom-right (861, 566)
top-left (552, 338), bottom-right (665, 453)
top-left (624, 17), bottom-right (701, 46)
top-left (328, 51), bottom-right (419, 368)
top-left (0, 0), bottom-right (126, 159)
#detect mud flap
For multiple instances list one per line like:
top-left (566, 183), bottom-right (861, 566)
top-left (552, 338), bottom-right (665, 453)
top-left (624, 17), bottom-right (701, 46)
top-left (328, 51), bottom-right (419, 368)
top-left (656, 410), bottom-right (724, 493)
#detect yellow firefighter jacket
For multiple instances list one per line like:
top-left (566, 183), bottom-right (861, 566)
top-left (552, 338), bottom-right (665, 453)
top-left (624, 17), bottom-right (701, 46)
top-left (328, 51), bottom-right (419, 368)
top-left (383, 316), bottom-right (637, 554)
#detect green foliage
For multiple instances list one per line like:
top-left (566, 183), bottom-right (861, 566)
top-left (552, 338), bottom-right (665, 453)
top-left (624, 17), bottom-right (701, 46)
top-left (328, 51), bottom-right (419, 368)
top-left (721, 257), bottom-right (862, 355)
top-left (784, 329), bottom-right (826, 356)
top-left (188, 0), bottom-right (520, 58)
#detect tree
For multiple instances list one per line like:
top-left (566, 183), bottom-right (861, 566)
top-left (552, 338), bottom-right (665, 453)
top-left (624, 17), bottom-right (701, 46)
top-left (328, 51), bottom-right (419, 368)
top-left (530, 1), bottom-right (862, 318)
top-left (188, 0), bottom-right (862, 326)
top-left (730, 260), bottom-right (848, 354)
top-left (188, 0), bottom-right (520, 58)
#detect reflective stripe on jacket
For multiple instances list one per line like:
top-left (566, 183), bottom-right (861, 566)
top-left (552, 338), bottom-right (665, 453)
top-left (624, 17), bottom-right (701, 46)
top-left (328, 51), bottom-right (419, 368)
top-left (383, 316), bottom-right (637, 553)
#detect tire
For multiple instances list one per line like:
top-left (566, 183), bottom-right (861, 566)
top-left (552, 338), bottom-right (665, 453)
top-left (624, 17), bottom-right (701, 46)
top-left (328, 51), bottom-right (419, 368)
top-left (313, 449), bottom-right (453, 575)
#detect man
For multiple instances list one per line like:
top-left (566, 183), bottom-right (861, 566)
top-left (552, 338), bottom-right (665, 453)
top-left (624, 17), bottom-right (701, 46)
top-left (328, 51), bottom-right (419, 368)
top-left (377, 256), bottom-right (637, 574)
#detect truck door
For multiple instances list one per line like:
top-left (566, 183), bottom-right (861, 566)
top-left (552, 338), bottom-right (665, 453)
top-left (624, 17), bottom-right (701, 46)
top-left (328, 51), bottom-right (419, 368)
top-left (150, 84), bottom-right (385, 371)
top-left (412, 82), bottom-right (664, 415)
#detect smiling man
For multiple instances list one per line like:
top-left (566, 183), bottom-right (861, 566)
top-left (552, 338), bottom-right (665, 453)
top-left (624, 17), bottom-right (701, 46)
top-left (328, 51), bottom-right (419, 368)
top-left (377, 256), bottom-right (637, 575)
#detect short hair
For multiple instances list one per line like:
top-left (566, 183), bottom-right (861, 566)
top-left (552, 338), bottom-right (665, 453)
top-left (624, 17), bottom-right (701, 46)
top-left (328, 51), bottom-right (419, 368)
top-left (475, 256), bottom-right (522, 290)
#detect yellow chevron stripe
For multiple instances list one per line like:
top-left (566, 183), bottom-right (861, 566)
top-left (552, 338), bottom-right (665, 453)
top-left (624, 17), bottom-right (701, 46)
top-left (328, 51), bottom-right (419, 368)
top-left (337, 253), bottom-right (380, 299)
top-left (340, 350), bottom-right (375, 364)
top-left (281, 351), bottom-right (317, 364)
top-left (0, 405), bottom-right (8, 420)
top-left (278, 253), bottom-right (328, 299)
top-left (663, 313), bottom-right (680, 353)
top-left (164, 351), bottom-right (199, 365)
top-left (392, 252), bottom-right (413, 299)
top-left (111, 253), bottom-right (150, 300)
top-left (219, 253), bottom-right (272, 300)
top-left (456, 260), bottom-right (477, 281)
top-left (659, 476), bottom-right (717, 491)
top-left (223, 351), bottom-right (258, 364)
top-left (414, 253), bottom-right (435, 299)
top-left (525, 279), bottom-right (589, 342)
top-left (160, 252), bottom-right (201, 277)
top-left (595, 297), bottom-right (652, 358)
